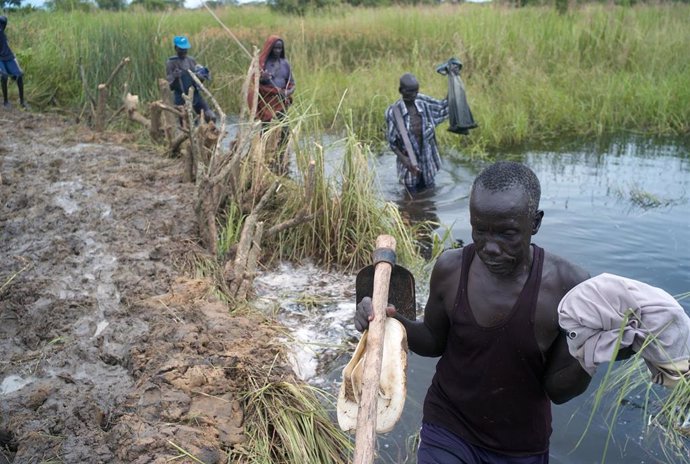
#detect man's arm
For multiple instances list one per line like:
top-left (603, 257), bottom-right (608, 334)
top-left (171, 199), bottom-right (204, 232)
top-left (418, 94), bottom-right (449, 127)
top-left (165, 59), bottom-right (182, 91)
top-left (385, 104), bottom-right (419, 173)
top-left (354, 248), bottom-right (457, 357)
top-left (385, 105), bottom-right (400, 151)
top-left (391, 146), bottom-right (418, 174)
top-left (393, 249), bottom-right (457, 357)
top-left (542, 330), bottom-right (592, 404)
top-left (542, 258), bottom-right (593, 403)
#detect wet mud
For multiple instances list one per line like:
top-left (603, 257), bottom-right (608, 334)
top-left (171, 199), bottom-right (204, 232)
top-left (0, 110), bottom-right (285, 463)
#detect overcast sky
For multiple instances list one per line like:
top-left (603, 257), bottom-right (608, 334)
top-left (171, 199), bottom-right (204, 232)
top-left (18, 0), bottom-right (224, 8)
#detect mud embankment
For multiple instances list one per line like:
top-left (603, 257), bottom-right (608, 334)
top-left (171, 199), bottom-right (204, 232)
top-left (1, 111), bottom-right (287, 463)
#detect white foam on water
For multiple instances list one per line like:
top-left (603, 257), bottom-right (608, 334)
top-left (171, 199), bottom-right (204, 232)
top-left (253, 262), bottom-right (357, 382)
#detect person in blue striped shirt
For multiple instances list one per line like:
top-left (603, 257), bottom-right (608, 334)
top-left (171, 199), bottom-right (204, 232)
top-left (385, 73), bottom-right (449, 192)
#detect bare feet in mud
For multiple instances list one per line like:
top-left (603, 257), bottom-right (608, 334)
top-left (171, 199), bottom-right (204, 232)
top-left (0, 111), bottom-right (288, 463)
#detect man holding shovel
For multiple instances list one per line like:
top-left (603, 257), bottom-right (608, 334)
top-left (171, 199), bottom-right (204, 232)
top-left (355, 161), bottom-right (593, 463)
top-left (385, 73), bottom-right (450, 193)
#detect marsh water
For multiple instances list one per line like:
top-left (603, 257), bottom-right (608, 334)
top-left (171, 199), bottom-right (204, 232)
top-left (253, 135), bottom-right (690, 463)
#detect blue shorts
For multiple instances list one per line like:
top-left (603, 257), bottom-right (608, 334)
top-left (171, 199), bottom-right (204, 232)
top-left (0, 59), bottom-right (23, 79)
top-left (418, 422), bottom-right (549, 464)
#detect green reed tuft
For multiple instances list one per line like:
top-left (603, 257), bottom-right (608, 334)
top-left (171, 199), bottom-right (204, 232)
top-left (253, 101), bottom-right (424, 272)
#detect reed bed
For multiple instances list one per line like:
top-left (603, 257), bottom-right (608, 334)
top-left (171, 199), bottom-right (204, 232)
top-left (213, 102), bottom-right (425, 273)
top-left (585, 358), bottom-right (689, 463)
top-left (9, 3), bottom-right (690, 152)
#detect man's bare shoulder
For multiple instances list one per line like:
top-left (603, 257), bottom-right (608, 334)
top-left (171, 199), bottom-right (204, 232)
top-left (433, 247), bottom-right (464, 271)
top-left (541, 249), bottom-right (590, 297)
top-left (427, 247), bottom-right (465, 312)
top-left (428, 247), bottom-right (464, 287)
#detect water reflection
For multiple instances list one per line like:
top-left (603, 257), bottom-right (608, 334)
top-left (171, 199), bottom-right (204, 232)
top-left (394, 188), bottom-right (441, 260)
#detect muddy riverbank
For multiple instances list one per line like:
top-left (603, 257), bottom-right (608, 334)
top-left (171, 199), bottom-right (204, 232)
top-left (0, 110), bottom-right (292, 463)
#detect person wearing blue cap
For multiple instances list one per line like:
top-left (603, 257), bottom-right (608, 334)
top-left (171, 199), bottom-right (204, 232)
top-left (165, 35), bottom-right (216, 124)
top-left (0, 16), bottom-right (27, 109)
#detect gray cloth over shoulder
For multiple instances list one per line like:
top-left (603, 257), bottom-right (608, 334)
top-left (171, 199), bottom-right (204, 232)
top-left (558, 273), bottom-right (690, 387)
top-left (436, 57), bottom-right (477, 135)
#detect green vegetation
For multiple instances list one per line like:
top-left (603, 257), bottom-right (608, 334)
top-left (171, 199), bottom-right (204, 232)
top-left (584, 357), bottom-right (689, 463)
top-left (615, 182), bottom-right (680, 209)
top-left (8, 3), bottom-right (690, 153)
top-left (264, 112), bottom-right (423, 271)
top-left (212, 107), bottom-right (426, 274)
top-left (4, 5), bottom-right (688, 463)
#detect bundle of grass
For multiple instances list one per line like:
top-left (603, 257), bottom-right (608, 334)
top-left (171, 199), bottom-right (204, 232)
top-left (229, 368), bottom-right (353, 464)
top-left (261, 109), bottom-right (426, 274)
top-left (580, 352), bottom-right (689, 463)
top-left (558, 276), bottom-right (690, 462)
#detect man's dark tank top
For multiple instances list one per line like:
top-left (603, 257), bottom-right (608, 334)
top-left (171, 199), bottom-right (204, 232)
top-left (422, 243), bottom-right (551, 455)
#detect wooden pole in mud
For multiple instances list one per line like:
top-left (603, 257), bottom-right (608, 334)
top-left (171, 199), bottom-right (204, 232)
top-left (94, 57), bottom-right (130, 132)
top-left (353, 235), bottom-right (395, 464)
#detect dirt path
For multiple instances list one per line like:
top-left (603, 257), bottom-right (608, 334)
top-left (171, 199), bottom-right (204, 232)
top-left (0, 110), bottom-right (286, 463)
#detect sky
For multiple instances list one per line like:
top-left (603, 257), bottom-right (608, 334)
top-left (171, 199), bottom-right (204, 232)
top-left (19, 0), bottom-right (485, 9)
top-left (17, 0), bottom-right (251, 8)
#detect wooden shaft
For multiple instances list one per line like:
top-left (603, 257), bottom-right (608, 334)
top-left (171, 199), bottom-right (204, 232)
top-left (353, 235), bottom-right (396, 464)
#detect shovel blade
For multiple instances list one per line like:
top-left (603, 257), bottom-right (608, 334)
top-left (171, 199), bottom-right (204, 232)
top-left (356, 264), bottom-right (416, 321)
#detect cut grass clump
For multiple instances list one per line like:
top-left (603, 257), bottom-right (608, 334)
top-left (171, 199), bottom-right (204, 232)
top-left (252, 104), bottom-right (426, 274)
top-left (230, 372), bottom-right (353, 464)
top-left (577, 311), bottom-right (690, 463)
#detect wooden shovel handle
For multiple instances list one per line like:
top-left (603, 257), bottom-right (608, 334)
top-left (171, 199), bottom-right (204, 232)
top-left (353, 235), bottom-right (396, 464)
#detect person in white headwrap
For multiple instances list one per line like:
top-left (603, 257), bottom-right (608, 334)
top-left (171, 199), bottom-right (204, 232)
top-left (558, 272), bottom-right (690, 387)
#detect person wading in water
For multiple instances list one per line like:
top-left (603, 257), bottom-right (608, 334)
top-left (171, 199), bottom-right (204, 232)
top-left (385, 72), bottom-right (451, 192)
top-left (356, 161), bottom-right (594, 463)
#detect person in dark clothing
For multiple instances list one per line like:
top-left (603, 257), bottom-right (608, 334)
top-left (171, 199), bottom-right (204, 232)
top-left (165, 35), bottom-right (216, 124)
top-left (355, 161), bottom-right (593, 463)
top-left (0, 16), bottom-right (27, 109)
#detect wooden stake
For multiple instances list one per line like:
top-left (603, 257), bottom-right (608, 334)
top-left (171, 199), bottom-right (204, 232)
top-left (353, 235), bottom-right (396, 464)
top-left (94, 57), bottom-right (131, 132)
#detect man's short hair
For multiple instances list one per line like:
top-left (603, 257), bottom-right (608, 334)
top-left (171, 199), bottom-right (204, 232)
top-left (399, 73), bottom-right (419, 92)
top-left (471, 161), bottom-right (541, 213)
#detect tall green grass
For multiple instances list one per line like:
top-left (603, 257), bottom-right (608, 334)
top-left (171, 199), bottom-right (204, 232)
top-left (214, 100), bottom-right (426, 273)
top-left (8, 3), bottom-right (690, 151)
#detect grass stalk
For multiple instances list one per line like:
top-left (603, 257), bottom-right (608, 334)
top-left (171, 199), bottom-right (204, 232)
top-left (230, 367), bottom-right (353, 464)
